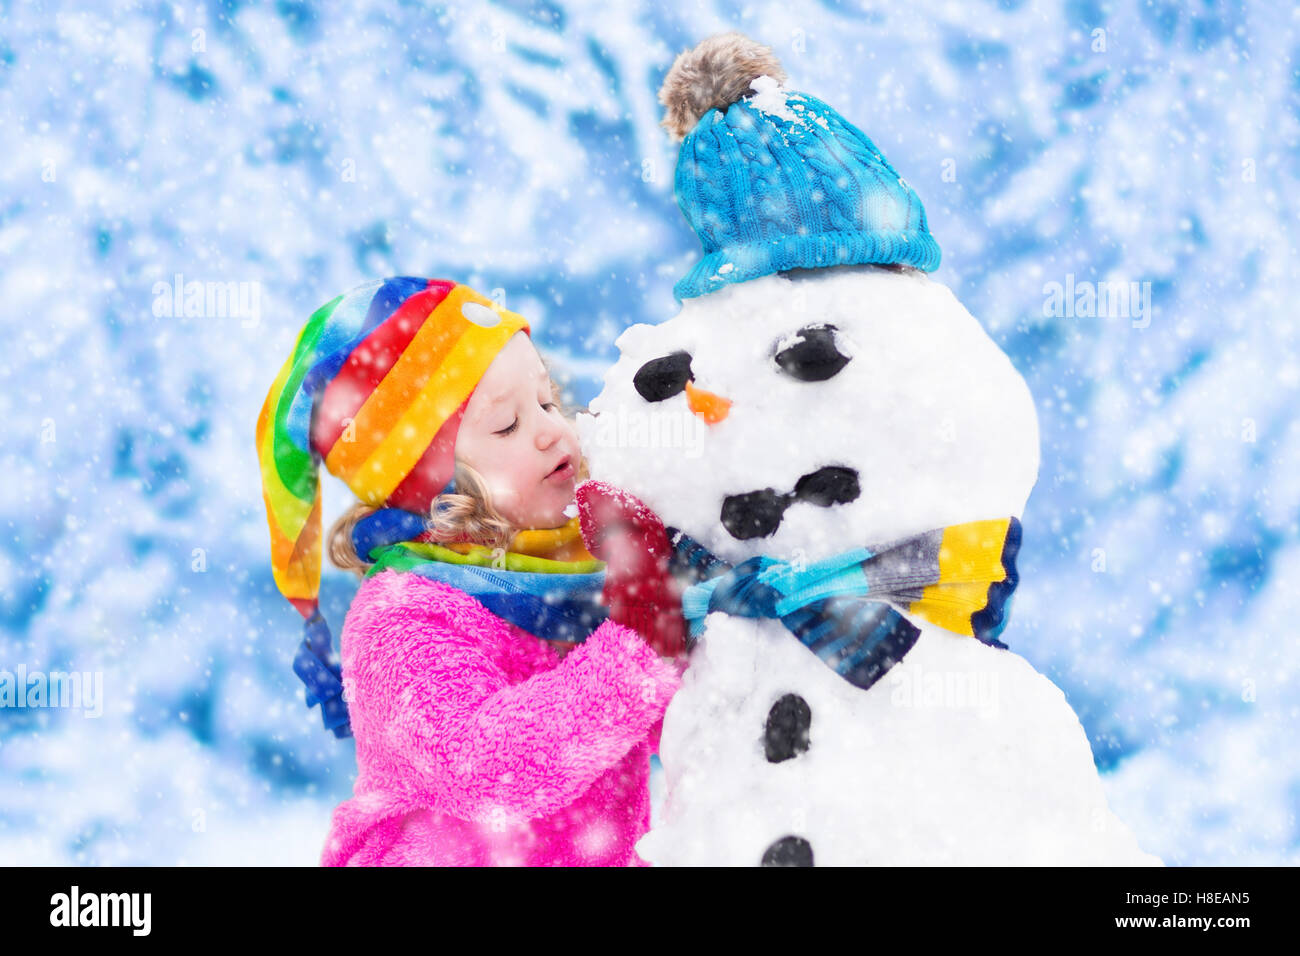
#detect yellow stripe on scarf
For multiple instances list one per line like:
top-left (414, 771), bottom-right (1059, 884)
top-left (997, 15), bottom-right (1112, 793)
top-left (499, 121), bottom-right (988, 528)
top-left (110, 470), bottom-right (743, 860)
top-left (441, 515), bottom-right (597, 564)
top-left (908, 517), bottom-right (1012, 636)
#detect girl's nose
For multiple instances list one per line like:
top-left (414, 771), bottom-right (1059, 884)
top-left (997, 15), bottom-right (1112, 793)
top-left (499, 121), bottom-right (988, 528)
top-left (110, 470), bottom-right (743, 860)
top-left (535, 408), bottom-right (564, 449)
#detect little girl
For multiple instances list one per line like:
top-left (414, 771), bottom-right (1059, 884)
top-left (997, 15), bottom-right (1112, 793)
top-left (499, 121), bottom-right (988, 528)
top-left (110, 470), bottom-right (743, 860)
top-left (256, 277), bottom-right (685, 866)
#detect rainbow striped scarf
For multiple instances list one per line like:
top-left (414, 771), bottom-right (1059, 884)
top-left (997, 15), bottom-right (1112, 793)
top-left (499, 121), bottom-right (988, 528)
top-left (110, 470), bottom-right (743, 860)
top-left (670, 517), bottom-right (1021, 691)
top-left (359, 511), bottom-right (609, 645)
top-left (293, 512), bottom-right (608, 739)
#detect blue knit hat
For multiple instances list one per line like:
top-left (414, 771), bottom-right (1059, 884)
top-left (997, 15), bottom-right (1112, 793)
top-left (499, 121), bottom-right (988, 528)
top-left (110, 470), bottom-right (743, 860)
top-left (661, 35), bottom-right (941, 300)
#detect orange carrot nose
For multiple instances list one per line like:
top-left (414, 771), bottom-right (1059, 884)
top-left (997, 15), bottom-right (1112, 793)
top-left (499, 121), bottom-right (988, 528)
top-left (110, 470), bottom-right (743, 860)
top-left (684, 380), bottom-right (732, 424)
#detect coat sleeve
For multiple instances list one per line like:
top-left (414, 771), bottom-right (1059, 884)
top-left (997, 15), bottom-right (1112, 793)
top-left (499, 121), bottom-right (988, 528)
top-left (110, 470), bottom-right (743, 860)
top-left (342, 572), bottom-right (682, 823)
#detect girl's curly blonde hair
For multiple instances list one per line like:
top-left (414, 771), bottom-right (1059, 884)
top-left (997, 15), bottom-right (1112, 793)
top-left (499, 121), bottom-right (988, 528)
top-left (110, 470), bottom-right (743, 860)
top-left (327, 372), bottom-right (589, 577)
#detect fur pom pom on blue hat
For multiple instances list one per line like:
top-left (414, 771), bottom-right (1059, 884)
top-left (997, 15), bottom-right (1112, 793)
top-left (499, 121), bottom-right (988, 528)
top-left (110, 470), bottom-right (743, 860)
top-left (659, 33), bottom-right (941, 300)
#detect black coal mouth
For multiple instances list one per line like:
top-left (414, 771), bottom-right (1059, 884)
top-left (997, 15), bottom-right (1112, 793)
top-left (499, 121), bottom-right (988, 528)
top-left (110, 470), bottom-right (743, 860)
top-left (720, 466), bottom-right (861, 540)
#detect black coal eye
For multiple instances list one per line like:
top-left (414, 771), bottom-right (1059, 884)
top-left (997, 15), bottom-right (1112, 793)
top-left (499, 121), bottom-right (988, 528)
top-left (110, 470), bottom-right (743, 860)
top-left (633, 350), bottom-right (693, 403)
top-left (774, 325), bottom-right (851, 382)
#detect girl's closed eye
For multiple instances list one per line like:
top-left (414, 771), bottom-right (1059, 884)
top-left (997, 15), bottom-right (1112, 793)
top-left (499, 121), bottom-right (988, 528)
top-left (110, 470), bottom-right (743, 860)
top-left (496, 399), bottom-right (556, 436)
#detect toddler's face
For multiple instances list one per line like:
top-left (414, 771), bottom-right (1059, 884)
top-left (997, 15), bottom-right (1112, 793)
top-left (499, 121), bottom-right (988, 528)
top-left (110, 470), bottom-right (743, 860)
top-left (455, 332), bottom-right (580, 530)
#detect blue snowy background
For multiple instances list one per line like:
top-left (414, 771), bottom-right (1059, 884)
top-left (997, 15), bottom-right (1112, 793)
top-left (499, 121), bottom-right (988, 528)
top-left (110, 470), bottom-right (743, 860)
top-left (1, 0), bottom-right (1296, 865)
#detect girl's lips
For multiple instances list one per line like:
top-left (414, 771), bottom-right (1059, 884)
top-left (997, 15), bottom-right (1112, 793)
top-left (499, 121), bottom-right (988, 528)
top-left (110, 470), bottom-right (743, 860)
top-left (546, 456), bottom-right (575, 482)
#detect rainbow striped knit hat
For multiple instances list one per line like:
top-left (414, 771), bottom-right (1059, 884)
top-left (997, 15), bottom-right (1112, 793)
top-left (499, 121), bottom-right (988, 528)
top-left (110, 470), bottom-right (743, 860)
top-left (256, 277), bottom-right (530, 736)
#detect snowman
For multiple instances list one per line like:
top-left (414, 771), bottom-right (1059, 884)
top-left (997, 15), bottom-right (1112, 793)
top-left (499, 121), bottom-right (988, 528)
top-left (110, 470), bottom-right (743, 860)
top-left (577, 34), bottom-right (1161, 866)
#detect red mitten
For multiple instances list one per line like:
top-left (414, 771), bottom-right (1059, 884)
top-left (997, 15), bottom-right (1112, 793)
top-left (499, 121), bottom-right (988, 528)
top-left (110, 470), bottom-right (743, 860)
top-left (576, 480), bottom-right (687, 661)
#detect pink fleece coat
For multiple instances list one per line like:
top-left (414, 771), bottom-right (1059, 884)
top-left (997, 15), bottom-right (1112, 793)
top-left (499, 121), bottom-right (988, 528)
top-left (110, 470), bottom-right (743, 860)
top-left (320, 570), bottom-right (683, 866)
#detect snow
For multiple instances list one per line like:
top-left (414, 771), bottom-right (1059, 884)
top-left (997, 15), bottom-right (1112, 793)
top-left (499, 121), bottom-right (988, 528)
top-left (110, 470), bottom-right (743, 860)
top-left (0, 0), bottom-right (1296, 866)
top-left (746, 75), bottom-right (798, 125)
top-left (637, 614), bottom-right (1159, 865)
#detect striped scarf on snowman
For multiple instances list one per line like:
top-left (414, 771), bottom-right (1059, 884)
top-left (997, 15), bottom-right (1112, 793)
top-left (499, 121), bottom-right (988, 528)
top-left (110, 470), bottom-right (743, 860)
top-left (669, 517), bottom-right (1022, 691)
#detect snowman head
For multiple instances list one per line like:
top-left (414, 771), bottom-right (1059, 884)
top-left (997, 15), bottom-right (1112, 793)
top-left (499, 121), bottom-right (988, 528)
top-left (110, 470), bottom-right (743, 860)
top-left (580, 265), bottom-right (1040, 566)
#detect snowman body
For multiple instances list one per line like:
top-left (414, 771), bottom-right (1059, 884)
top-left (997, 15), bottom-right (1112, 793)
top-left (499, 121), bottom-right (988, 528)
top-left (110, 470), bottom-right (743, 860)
top-left (580, 266), bottom-right (1160, 866)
